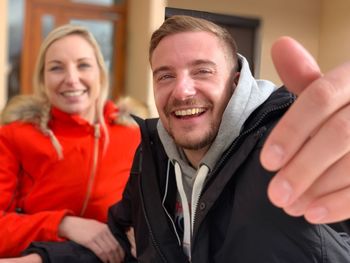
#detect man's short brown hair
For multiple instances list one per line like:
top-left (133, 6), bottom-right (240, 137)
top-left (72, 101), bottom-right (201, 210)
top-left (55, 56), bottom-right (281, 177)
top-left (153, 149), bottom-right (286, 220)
top-left (149, 15), bottom-right (238, 69)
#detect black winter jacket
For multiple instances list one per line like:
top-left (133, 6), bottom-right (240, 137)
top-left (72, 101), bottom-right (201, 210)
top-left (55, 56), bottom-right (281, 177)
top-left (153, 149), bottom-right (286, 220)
top-left (27, 88), bottom-right (350, 262)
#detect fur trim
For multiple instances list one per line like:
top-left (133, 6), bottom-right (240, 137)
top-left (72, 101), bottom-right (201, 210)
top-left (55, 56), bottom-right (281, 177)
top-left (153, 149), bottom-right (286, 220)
top-left (1, 95), bottom-right (47, 125)
top-left (115, 96), bottom-right (149, 126)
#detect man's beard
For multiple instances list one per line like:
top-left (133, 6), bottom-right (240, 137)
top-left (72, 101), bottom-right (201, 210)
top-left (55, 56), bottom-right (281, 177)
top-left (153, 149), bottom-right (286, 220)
top-left (164, 97), bottom-right (219, 150)
top-left (169, 120), bottom-right (218, 151)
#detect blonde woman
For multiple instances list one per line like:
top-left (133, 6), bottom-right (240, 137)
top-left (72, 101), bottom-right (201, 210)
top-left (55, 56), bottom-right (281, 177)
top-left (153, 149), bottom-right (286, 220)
top-left (0, 24), bottom-right (140, 263)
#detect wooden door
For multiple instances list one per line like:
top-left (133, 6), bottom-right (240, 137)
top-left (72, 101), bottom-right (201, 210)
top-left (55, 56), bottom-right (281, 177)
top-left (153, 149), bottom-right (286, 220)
top-left (21, 0), bottom-right (127, 98)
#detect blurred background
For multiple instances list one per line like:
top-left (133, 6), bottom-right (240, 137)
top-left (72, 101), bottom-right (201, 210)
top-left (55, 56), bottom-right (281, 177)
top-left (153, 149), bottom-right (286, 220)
top-left (0, 0), bottom-right (349, 116)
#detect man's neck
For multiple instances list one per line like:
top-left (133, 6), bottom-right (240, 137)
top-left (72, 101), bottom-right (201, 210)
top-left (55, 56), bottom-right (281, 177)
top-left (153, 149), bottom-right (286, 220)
top-left (183, 146), bottom-right (210, 169)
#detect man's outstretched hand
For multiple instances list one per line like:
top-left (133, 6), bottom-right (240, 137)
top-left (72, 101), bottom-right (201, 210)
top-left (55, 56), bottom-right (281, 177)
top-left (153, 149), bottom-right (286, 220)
top-left (261, 36), bottom-right (350, 224)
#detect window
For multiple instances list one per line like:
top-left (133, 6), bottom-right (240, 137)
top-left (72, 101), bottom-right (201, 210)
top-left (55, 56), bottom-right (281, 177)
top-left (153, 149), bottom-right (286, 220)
top-left (7, 0), bottom-right (127, 101)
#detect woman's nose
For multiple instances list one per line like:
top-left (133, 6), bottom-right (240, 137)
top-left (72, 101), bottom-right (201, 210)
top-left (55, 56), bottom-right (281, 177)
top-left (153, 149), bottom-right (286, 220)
top-left (64, 68), bottom-right (79, 85)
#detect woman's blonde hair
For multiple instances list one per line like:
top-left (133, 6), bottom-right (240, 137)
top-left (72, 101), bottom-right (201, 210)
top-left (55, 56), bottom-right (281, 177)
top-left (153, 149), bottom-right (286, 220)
top-left (1, 24), bottom-right (110, 158)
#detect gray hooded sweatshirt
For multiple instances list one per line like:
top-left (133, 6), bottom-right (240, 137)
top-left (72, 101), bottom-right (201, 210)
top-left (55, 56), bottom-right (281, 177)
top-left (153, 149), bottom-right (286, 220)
top-left (157, 55), bottom-right (277, 259)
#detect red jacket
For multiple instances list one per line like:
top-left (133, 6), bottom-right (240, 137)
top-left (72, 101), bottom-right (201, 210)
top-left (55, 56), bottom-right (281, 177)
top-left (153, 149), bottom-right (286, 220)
top-left (0, 101), bottom-right (140, 256)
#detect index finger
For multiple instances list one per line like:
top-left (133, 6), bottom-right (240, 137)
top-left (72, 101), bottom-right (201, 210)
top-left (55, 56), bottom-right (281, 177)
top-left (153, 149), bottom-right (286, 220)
top-left (260, 37), bottom-right (322, 170)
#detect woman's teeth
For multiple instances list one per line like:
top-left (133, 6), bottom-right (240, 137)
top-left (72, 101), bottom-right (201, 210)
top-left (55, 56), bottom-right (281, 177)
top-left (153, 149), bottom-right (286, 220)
top-left (61, 90), bottom-right (85, 97)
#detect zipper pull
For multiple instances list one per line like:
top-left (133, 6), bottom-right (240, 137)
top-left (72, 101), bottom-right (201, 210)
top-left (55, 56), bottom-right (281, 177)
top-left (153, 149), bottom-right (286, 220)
top-left (94, 124), bottom-right (100, 138)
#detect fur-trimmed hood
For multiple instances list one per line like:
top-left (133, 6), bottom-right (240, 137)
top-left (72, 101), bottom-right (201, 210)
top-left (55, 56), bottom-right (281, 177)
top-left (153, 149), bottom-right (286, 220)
top-left (1, 95), bottom-right (48, 126)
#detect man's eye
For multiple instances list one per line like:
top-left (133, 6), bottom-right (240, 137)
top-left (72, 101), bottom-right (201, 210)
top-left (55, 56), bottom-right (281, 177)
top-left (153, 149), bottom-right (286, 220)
top-left (158, 74), bottom-right (174, 81)
top-left (197, 69), bottom-right (212, 74)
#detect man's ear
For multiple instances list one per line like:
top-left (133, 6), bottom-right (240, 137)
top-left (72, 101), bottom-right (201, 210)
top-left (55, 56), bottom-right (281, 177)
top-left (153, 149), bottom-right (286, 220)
top-left (233, 71), bottom-right (240, 85)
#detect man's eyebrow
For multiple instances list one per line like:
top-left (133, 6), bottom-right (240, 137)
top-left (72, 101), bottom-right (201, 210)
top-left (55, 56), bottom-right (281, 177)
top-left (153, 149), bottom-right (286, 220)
top-left (191, 59), bottom-right (217, 67)
top-left (152, 60), bottom-right (217, 77)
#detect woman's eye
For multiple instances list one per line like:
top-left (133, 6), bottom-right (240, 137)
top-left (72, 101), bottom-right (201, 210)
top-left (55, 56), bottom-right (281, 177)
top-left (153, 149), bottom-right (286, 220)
top-left (48, 66), bottom-right (62, 72)
top-left (79, 63), bottom-right (91, 69)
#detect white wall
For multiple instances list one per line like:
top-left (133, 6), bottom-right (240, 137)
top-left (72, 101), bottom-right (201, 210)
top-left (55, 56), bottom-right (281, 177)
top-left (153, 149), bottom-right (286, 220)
top-left (166, 0), bottom-right (321, 85)
top-left (319, 0), bottom-right (350, 71)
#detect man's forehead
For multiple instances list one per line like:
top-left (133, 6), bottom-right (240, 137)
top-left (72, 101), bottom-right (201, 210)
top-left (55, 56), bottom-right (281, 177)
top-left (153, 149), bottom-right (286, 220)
top-left (151, 31), bottom-right (223, 65)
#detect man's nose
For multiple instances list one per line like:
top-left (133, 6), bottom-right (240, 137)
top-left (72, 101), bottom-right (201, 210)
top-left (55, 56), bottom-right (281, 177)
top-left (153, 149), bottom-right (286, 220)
top-left (172, 75), bottom-right (196, 100)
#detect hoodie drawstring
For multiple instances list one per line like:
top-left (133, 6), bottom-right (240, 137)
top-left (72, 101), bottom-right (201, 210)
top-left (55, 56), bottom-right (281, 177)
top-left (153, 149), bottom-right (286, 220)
top-left (174, 162), bottom-right (210, 261)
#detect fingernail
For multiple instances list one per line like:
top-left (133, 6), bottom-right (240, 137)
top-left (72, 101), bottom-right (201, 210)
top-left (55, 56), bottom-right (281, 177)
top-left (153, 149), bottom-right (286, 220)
top-left (266, 144), bottom-right (285, 168)
top-left (270, 177), bottom-right (293, 206)
top-left (306, 206), bottom-right (328, 223)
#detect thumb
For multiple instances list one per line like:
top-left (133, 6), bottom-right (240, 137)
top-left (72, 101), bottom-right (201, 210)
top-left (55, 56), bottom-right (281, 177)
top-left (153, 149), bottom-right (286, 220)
top-left (272, 36), bottom-right (322, 94)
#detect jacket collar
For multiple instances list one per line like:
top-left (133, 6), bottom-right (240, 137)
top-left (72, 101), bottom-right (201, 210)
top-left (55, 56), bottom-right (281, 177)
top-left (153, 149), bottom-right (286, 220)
top-left (49, 101), bottom-right (117, 136)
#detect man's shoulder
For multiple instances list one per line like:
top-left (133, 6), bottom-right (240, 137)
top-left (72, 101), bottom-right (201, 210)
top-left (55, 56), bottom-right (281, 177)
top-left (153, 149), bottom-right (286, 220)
top-left (133, 116), bottom-right (158, 129)
top-left (246, 87), bottom-right (295, 128)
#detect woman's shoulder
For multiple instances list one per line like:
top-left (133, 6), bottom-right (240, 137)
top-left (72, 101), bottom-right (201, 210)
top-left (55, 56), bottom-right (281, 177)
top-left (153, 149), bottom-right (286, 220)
top-left (108, 120), bottom-right (141, 141)
top-left (0, 120), bottom-right (41, 140)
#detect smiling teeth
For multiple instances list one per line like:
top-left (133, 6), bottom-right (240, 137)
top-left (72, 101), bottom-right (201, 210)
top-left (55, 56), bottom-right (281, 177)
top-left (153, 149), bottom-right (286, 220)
top-left (62, 90), bottom-right (85, 97)
top-left (175, 108), bottom-right (205, 116)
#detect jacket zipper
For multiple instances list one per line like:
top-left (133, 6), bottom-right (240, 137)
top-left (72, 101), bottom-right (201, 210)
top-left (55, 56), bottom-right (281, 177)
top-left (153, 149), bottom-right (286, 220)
top-left (191, 101), bottom-right (293, 240)
top-left (138, 146), bottom-right (169, 262)
top-left (162, 160), bottom-right (182, 246)
top-left (80, 124), bottom-right (100, 216)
